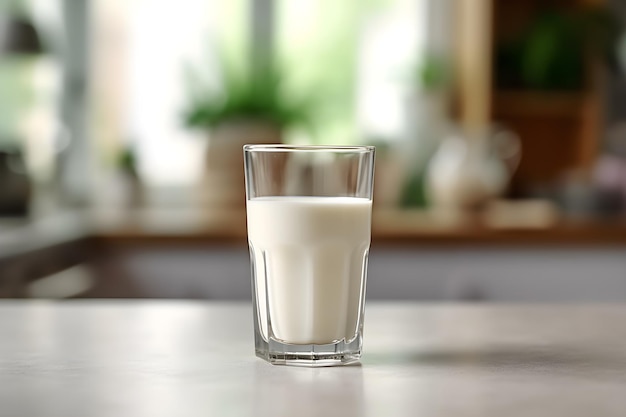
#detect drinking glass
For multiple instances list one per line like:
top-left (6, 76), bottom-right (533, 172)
top-left (244, 145), bottom-right (375, 366)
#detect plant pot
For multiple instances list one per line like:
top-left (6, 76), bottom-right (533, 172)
top-left (372, 148), bottom-right (405, 207)
top-left (202, 120), bottom-right (282, 208)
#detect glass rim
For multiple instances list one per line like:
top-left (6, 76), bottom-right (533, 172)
top-left (244, 144), bottom-right (375, 153)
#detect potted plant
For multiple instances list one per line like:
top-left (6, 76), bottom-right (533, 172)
top-left (183, 63), bottom-right (314, 207)
top-left (495, 6), bottom-right (622, 91)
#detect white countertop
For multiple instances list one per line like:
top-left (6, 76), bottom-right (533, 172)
top-left (1, 301), bottom-right (625, 416)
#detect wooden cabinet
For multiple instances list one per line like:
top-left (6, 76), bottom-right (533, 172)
top-left (456, 0), bottom-right (607, 194)
top-left (493, 91), bottom-right (601, 190)
top-left (492, 0), bottom-right (605, 192)
top-left (87, 244), bottom-right (626, 302)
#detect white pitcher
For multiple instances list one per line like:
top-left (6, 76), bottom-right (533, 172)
top-left (426, 127), bottom-right (521, 209)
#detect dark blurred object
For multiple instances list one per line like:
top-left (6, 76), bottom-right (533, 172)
top-left (556, 170), bottom-right (623, 217)
top-left (496, 6), bottom-right (622, 91)
top-left (0, 14), bottom-right (42, 216)
top-left (0, 16), bottom-right (43, 55)
top-left (496, 10), bottom-right (584, 90)
top-left (0, 148), bottom-right (31, 216)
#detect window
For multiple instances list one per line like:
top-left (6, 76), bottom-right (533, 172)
top-left (91, 0), bottom-right (248, 186)
top-left (90, 0), bottom-right (446, 186)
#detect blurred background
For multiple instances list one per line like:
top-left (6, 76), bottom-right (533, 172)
top-left (2, 0), bottom-right (626, 301)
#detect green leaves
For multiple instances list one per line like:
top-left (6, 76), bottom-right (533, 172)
top-left (495, 6), bottom-right (622, 91)
top-left (183, 61), bottom-right (316, 132)
top-left (416, 55), bottom-right (449, 92)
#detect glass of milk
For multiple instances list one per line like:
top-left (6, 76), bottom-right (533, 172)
top-left (244, 145), bottom-right (375, 366)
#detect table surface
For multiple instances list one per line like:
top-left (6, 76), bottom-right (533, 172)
top-left (2, 301), bottom-right (626, 417)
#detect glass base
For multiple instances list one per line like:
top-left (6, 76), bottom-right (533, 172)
top-left (255, 333), bottom-right (362, 367)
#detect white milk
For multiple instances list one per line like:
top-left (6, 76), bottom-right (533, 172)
top-left (247, 196), bottom-right (372, 345)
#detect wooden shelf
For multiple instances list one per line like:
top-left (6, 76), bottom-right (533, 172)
top-left (5, 202), bottom-right (626, 260)
top-left (453, 0), bottom-right (608, 191)
top-left (86, 205), bottom-right (626, 247)
top-left (494, 91), bottom-right (593, 118)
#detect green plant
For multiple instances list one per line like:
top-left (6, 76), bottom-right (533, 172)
top-left (183, 62), bottom-right (316, 132)
top-left (416, 54), bottom-right (450, 92)
top-left (496, 6), bottom-right (622, 91)
top-left (118, 147), bottom-right (136, 172)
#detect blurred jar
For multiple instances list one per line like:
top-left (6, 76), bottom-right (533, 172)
top-left (426, 126), bottom-right (521, 210)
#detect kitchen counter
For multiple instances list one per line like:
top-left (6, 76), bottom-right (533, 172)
top-left (3, 202), bottom-right (626, 260)
top-left (66, 206), bottom-right (626, 246)
top-left (2, 301), bottom-right (626, 416)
